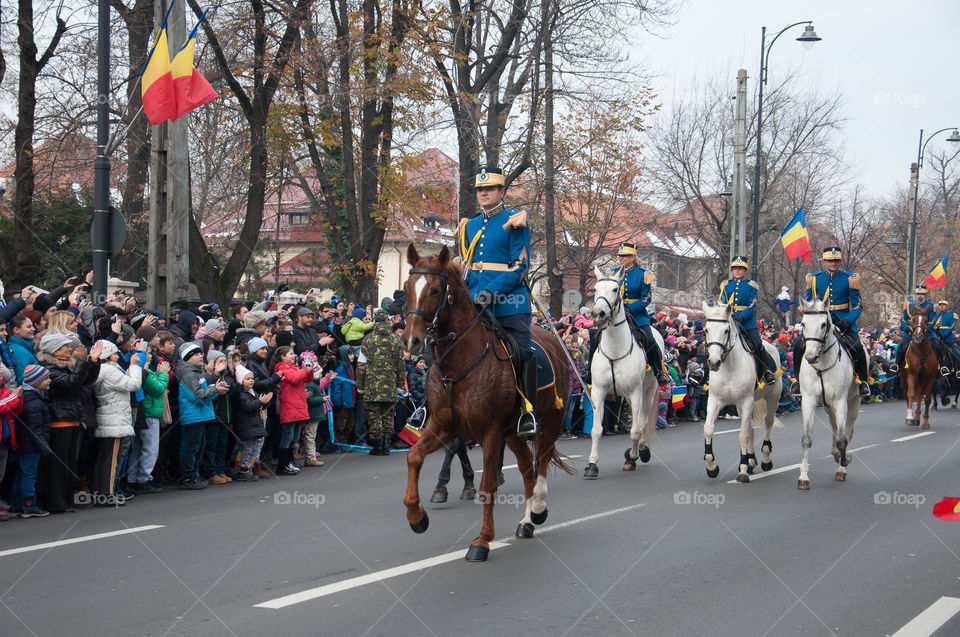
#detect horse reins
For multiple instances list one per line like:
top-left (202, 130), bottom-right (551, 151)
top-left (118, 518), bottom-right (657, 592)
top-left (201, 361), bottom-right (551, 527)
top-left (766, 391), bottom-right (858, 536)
top-left (801, 310), bottom-right (843, 397)
top-left (704, 318), bottom-right (739, 365)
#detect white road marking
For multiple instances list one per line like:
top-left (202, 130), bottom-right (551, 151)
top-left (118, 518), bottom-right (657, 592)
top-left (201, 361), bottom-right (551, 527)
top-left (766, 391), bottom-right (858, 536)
top-left (254, 502), bottom-right (646, 609)
top-left (726, 462), bottom-right (800, 483)
top-left (893, 431), bottom-right (936, 442)
top-left (475, 455), bottom-right (583, 474)
top-left (0, 525), bottom-right (165, 558)
top-left (846, 443), bottom-right (881, 454)
top-left (892, 596), bottom-right (960, 637)
top-left (713, 428), bottom-right (741, 436)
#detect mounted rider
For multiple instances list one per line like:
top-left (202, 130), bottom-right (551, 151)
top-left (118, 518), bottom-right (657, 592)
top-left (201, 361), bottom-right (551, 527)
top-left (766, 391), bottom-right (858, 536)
top-left (891, 285), bottom-right (948, 377)
top-left (798, 246), bottom-right (871, 397)
top-left (718, 255), bottom-right (778, 386)
top-left (934, 298), bottom-right (960, 377)
top-left (612, 242), bottom-right (667, 384)
top-left (458, 166), bottom-right (537, 439)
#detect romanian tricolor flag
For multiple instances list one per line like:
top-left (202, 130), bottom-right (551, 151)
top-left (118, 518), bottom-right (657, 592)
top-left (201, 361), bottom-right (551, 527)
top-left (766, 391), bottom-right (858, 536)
top-left (171, 10), bottom-right (219, 120)
top-left (923, 255), bottom-right (949, 290)
top-left (780, 208), bottom-right (812, 264)
top-left (671, 386), bottom-right (687, 408)
top-left (933, 497), bottom-right (960, 520)
top-left (139, 1), bottom-right (178, 126)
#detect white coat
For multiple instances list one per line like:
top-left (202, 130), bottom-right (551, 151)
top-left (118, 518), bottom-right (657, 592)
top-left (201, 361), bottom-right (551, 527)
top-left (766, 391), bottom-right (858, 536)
top-left (93, 360), bottom-right (142, 438)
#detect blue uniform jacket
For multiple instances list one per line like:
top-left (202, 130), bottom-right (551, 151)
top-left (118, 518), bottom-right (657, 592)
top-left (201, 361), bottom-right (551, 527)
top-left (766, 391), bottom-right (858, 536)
top-left (935, 310), bottom-right (957, 344)
top-left (615, 263), bottom-right (654, 327)
top-left (719, 279), bottom-right (760, 330)
top-left (459, 207), bottom-right (531, 318)
top-left (901, 300), bottom-right (935, 335)
top-left (803, 270), bottom-right (862, 332)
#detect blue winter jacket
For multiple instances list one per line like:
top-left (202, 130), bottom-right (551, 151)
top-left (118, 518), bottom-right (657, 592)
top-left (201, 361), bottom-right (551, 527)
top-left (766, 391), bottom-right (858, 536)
top-left (175, 362), bottom-right (218, 425)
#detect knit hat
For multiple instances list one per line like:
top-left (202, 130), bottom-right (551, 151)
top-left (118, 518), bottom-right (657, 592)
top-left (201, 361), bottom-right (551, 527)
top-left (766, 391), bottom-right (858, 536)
top-left (116, 323), bottom-right (136, 347)
top-left (136, 325), bottom-right (158, 342)
top-left (22, 364), bottom-right (50, 386)
top-left (38, 333), bottom-right (74, 354)
top-left (207, 349), bottom-right (226, 364)
top-left (247, 337), bottom-right (269, 355)
top-left (579, 306), bottom-right (589, 315)
top-left (275, 331), bottom-right (294, 348)
top-left (352, 307), bottom-right (366, 320)
top-left (97, 340), bottom-right (119, 360)
top-left (244, 311), bottom-right (268, 329)
top-left (235, 364), bottom-right (253, 385)
top-left (204, 318), bottom-right (224, 333)
top-left (666, 335), bottom-right (677, 345)
top-left (180, 341), bottom-right (203, 362)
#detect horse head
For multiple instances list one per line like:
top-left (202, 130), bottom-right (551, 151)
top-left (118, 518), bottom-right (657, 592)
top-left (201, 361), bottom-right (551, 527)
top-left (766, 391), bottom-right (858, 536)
top-left (800, 297), bottom-right (832, 363)
top-left (911, 306), bottom-right (928, 342)
top-left (402, 244), bottom-right (466, 354)
top-left (701, 300), bottom-right (734, 372)
top-left (590, 264), bottom-right (624, 330)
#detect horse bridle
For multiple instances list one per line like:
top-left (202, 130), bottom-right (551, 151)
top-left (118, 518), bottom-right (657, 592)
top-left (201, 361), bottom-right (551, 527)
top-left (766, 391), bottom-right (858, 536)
top-left (404, 267), bottom-right (452, 331)
top-left (801, 310), bottom-right (841, 371)
top-left (594, 278), bottom-right (626, 330)
top-left (705, 318), bottom-right (737, 365)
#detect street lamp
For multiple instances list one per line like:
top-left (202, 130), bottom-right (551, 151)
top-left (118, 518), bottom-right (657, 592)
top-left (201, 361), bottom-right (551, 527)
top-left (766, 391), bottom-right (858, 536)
top-left (751, 21), bottom-right (821, 281)
top-left (905, 127), bottom-right (960, 293)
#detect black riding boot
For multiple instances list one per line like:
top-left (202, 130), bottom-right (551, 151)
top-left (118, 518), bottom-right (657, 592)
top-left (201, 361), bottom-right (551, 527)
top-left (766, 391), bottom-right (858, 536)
top-left (891, 337), bottom-right (909, 373)
top-left (646, 345), bottom-right (667, 385)
top-left (934, 341), bottom-right (950, 376)
top-left (516, 358), bottom-right (538, 439)
top-left (761, 352), bottom-right (777, 385)
top-left (851, 343), bottom-right (871, 397)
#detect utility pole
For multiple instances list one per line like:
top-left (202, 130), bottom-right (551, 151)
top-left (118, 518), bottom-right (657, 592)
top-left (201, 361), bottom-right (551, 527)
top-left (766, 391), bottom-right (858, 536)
top-left (905, 160), bottom-right (919, 295)
top-left (732, 68), bottom-right (748, 259)
top-left (93, 0), bottom-right (111, 302)
top-left (146, 0), bottom-right (190, 311)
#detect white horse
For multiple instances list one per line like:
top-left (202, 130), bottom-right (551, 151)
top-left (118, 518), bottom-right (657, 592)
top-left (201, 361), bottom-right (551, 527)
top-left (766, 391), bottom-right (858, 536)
top-left (583, 265), bottom-right (664, 479)
top-left (701, 302), bottom-right (783, 483)
top-left (797, 298), bottom-right (861, 489)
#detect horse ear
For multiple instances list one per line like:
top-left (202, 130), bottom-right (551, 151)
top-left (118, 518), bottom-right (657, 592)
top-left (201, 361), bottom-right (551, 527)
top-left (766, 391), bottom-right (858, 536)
top-left (724, 303), bottom-right (733, 317)
top-left (801, 297), bottom-right (812, 311)
top-left (701, 300), bottom-right (710, 314)
top-left (406, 243), bottom-right (420, 266)
top-left (437, 245), bottom-right (451, 267)
top-left (594, 264), bottom-right (603, 281)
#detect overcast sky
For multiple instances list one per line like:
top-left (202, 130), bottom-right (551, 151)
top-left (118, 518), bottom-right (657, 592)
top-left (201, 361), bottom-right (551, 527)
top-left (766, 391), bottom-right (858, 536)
top-left (634, 0), bottom-right (960, 201)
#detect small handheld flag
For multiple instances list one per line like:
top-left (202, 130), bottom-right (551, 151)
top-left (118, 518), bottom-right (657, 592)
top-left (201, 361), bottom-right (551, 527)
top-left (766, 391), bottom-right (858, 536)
top-left (933, 497), bottom-right (960, 520)
top-left (171, 9), bottom-right (219, 120)
top-left (923, 255), bottom-right (949, 290)
top-left (671, 386), bottom-right (687, 408)
top-left (780, 208), bottom-right (812, 264)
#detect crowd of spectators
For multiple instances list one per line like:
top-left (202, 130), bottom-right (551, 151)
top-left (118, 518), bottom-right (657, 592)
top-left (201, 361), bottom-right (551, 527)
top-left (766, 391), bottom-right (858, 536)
top-left (0, 274), bottom-right (907, 521)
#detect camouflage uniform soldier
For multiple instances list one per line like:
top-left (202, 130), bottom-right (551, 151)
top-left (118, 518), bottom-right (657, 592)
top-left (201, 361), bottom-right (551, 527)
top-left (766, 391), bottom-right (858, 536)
top-left (356, 309), bottom-right (405, 456)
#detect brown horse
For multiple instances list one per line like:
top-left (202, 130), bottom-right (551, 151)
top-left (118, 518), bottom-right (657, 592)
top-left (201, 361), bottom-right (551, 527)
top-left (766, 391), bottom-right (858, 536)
top-left (904, 307), bottom-right (938, 428)
top-left (401, 244), bottom-right (571, 562)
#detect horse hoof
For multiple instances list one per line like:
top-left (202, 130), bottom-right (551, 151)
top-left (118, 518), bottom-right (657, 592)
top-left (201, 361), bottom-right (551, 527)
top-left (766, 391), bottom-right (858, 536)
top-left (922, 422), bottom-right (931, 430)
top-left (515, 523), bottom-right (535, 539)
top-left (706, 465), bottom-right (720, 479)
top-left (835, 471), bottom-right (846, 481)
top-left (530, 508), bottom-right (548, 525)
top-left (639, 447), bottom-right (651, 463)
top-left (465, 544), bottom-right (489, 562)
top-left (746, 464), bottom-right (755, 475)
top-left (761, 460), bottom-right (773, 471)
top-left (583, 463), bottom-right (599, 479)
top-left (430, 488), bottom-right (448, 504)
top-left (797, 479), bottom-right (810, 490)
top-left (623, 461), bottom-right (637, 471)
top-left (624, 448), bottom-right (638, 462)
top-left (906, 419), bottom-right (918, 427)
top-left (736, 473), bottom-right (750, 484)
top-left (409, 510), bottom-right (430, 534)
top-left (459, 486), bottom-right (476, 501)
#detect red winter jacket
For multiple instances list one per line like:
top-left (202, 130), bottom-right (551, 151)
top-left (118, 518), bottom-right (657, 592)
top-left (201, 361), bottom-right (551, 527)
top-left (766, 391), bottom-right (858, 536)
top-left (0, 384), bottom-right (23, 450)
top-left (274, 361), bottom-right (313, 424)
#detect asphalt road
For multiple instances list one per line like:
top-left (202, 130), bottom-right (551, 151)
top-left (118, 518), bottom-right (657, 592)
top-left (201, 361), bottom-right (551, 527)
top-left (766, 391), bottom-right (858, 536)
top-left (1, 399), bottom-right (960, 637)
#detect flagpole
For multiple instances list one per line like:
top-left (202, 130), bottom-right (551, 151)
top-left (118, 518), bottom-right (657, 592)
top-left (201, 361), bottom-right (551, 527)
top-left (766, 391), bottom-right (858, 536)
top-left (92, 0), bottom-right (112, 302)
top-left (757, 239), bottom-right (781, 269)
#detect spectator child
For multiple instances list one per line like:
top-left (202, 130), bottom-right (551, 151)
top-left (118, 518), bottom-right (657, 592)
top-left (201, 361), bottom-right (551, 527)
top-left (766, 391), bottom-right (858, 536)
top-left (13, 365), bottom-right (51, 517)
top-left (303, 357), bottom-right (335, 466)
top-left (269, 346), bottom-right (313, 474)
top-left (0, 379), bottom-right (23, 520)
top-left (175, 342), bottom-right (229, 489)
top-left (230, 365), bottom-right (271, 481)
top-left (331, 346), bottom-right (357, 448)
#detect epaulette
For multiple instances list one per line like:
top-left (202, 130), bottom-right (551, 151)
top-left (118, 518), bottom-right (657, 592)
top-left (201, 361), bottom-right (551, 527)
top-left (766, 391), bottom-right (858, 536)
top-left (644, 270), bottom-right (656, 285)
top-left (805, 273), bottom-right (814, 288)
top-left (748, 280), bottom-right (760, 290)
top-left (902, 301), bottom-right (910, 311)
top-left (847, 273), bottom-right (862, 289)
top-left (502, 210), bottom-right (527, 229)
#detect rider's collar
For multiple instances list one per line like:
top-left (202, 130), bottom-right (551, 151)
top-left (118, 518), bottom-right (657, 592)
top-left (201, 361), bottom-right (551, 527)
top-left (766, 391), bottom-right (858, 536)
top-left (481, 202), bottom-right (504, 219)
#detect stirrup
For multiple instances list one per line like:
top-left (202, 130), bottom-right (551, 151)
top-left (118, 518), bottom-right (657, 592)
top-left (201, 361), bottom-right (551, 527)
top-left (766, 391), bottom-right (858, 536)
top-left (889, 363), bottom-right (899, 374)
top-left (941, 366), bottom-right (951, 377)
top-left (762, 370), bottom-right (776, 384)
top-left (858, 383), bottom-right (871, 397)
top-left (517, 411), bottom-right (537, 439)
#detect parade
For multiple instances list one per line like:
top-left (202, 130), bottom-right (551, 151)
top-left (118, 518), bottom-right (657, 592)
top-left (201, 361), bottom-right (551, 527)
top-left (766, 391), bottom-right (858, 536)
top-left (1, 0), bottom-right (960, 635)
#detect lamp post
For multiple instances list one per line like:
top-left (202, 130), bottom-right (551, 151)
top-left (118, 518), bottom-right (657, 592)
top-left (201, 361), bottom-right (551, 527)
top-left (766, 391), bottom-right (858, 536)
top-left (751, 22), bottom-right (821, 281)
top-left (905, 127), bottom-right (960, 294)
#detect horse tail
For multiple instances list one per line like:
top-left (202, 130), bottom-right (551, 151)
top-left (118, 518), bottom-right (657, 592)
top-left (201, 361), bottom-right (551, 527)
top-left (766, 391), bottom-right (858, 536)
top-left (546, 444), bottom-right (576, 475)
